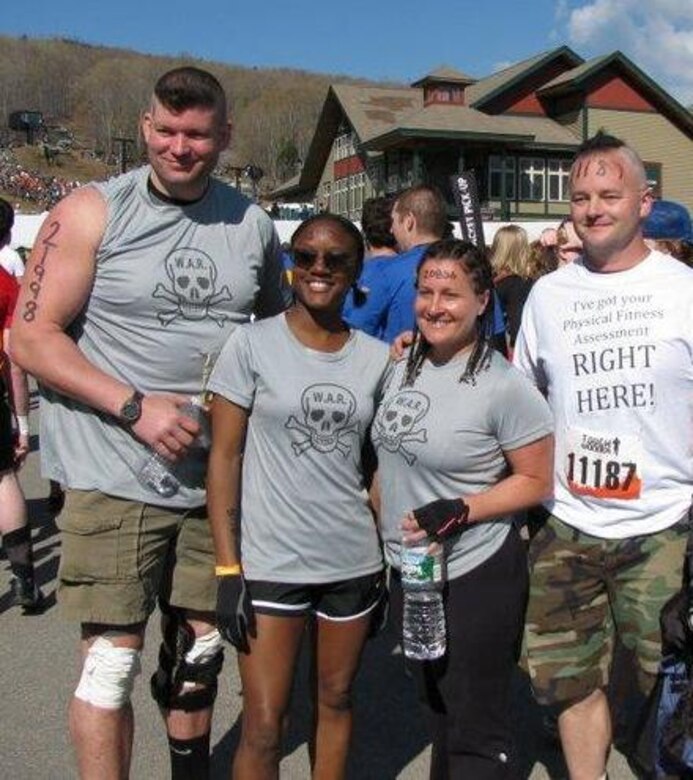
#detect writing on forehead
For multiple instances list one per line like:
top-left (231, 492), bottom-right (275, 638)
top-left (572, 156), bottom-right (624, 181)
top-left (422, 267), bottom-right (457, 280)
top-left (596, 157), bottom-right (623, 178)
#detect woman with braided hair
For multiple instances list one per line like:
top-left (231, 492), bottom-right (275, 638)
top-left (372, 238), bottom-right (554, 780)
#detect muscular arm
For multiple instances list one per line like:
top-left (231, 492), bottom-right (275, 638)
top-left (10, 187), bottom-right (198, 458)
top-left (207, 395), bottom-right (249, 566)
top-left (10, 188), bottom-right (125, 412)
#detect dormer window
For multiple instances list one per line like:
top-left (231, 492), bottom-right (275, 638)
top-left (412, 68), bottom-right (475, 108)
top-left (424, 85), bottom-right (465, 106)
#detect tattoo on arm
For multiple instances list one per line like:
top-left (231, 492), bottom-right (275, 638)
top-left (22, 220), bottom-right (60, 322)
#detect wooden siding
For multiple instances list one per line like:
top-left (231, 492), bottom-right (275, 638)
top-left (588, 108), bottom-right (693, 211)
top-left (586, 74), bottom-right (657, 112)
top-left (333, 156), bottom-right (365, 178)
top-left (488, 59), bottom-right (574, 116)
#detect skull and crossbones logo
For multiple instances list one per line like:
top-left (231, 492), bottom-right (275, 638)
top-left (153, 248), bottom-right (233, 327)
top-left (285, 384), bottom-right (359, 457)
top-left (372, 390), bottom-right (429, 465)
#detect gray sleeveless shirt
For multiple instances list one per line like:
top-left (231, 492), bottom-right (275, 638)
top-left (40, 166), bottom-right (288, 507)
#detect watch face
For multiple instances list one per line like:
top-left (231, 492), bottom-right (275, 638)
top-left (121, 392), bottom-right (142, 424)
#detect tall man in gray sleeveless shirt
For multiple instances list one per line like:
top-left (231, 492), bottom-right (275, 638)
top-left (12, 67), bottom-right (288, 780)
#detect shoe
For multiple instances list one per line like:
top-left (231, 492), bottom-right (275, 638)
top-left (10, 576), bottom-right (45, 611)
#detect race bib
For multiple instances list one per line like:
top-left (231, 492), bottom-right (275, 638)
top-left (564, 427), bottom-right (643, 500)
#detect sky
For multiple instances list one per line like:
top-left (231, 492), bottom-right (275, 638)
top-left (3, 0), bottom-right (693, 105)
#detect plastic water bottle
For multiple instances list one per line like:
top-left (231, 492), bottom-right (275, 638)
top-left (137, 397), bottom-right (208, 498)
top-left (401, 537), bottom-right (446, 661)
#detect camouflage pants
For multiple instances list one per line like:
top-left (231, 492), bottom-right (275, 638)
top-left (525, 514), bottom-right (688, 709)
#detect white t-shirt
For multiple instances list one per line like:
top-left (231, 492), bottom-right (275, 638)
top-left (0, 246), bottom-right (24, 277)
top-left (514, 250), bottom-right (693, 538)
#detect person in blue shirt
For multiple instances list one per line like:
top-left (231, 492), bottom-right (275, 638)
top-left (344, 186), bottom-right (448, 343)
top-left (346, 185), bottom-right (506, 351)
top-left (342, 195), bottom-right (397, 335)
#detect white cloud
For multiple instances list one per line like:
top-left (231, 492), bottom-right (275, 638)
top-left (561, 0), bottom-right (693, 104)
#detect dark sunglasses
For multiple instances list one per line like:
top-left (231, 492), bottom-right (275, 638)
top-left (292, 248), bottom-right (357, 271)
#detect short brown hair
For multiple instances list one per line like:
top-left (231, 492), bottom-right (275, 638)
top-left (394, 185), bottom-right (448, 239)
top-left (153, 67), bottom-right (227, 118)
top-left (361, 196), bottom-right (396, 250)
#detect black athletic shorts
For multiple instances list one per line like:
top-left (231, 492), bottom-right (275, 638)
top-left (247, 570), bottom-right (384, 621)
top-left (0, 377), bottom-right (15, 472)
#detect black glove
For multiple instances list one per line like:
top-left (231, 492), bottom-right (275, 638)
top-left (216, 573), bottom-right (256, 653)
top-left (412, 498), bottom-right (469, 541)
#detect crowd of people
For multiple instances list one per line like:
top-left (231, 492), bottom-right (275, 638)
top-left (0, 148), bottom-right (81, 210)
top-left (1, 64), bottom-right (692, 780)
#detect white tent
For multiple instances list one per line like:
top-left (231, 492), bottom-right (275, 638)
top-left (14, 213), bottom-right (561, 250)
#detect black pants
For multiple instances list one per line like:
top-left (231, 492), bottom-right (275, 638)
top-left (391, 527), bottom-right (528, 780)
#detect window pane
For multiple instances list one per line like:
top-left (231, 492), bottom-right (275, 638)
top-left (549, 177), bottom-right (559, 201)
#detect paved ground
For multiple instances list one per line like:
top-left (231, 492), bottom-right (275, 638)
top-left (1, 397), bottom-right (636, 779)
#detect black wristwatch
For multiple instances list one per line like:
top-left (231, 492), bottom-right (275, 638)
top-left (119, 390), bottom-right (144, 427)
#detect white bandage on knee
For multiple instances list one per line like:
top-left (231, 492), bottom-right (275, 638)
top-left (74, 636), bottom-right (142, 709)
top-left (181, 628), bottom-right (223, 692)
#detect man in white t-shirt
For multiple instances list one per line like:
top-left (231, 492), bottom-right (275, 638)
top-left (0, 200), bottom-right (24, 278)
top-left (515, 132), bottom-right (693, 779)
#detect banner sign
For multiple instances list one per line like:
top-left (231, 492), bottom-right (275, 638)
top-left (450, 170), bottom-right (486, 248)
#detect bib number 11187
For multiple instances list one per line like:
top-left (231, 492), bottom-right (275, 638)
top-left (564, 429), bottom-right (642, 500)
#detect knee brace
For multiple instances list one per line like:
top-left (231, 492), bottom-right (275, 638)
top-left (74, 634), bottom-right (142, 709)
top-left (150, 604), bottom-right (224, 712)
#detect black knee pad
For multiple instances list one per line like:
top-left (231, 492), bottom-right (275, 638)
top-left (150, 602), bottom-right (224, 712)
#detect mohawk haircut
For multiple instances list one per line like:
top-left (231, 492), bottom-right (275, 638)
top-left (153, 67), bottom-right (227, 117)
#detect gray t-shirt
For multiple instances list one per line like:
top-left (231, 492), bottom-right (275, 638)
top-left (373, 349), bottom-right (553, 579)
top-left (208, 314), bottom-right (389, 583)
top-left (40, 166), bottom-right (289, 507)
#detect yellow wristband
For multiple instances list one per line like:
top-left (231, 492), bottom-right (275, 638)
top-left (215, 564), bottom-right (241, 577)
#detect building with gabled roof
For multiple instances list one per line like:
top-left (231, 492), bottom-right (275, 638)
top-left (272, 46), bottom-right (693, 221)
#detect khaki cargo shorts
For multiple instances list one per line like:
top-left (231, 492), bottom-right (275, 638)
top-left (56, 489), bottom-right (216, 625)
top-left (525, 513), bottom-right (688, 709)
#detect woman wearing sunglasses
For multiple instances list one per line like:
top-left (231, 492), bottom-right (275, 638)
top-left (206, 213), bottom-right (388, 779)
